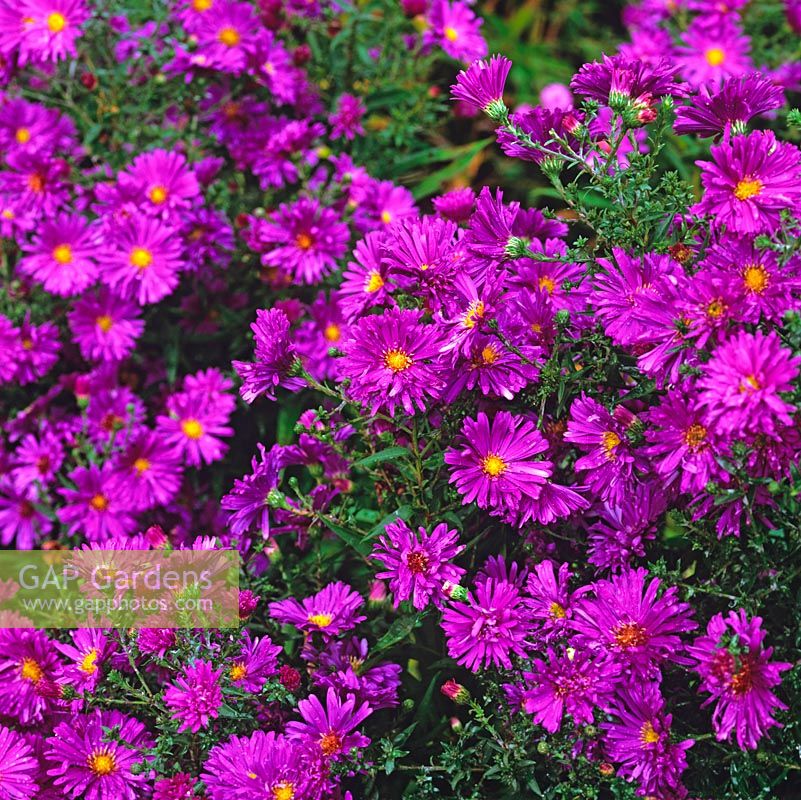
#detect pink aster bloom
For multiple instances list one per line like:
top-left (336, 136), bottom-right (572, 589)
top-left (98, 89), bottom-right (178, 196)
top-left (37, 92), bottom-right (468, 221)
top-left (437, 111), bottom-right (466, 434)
top-left (688, 609), bottom-right (791, 750)
top-left (9, 428), bottom-right (64, 489)
top-left (54, 628), bottom-right (117, 691)
top-left (14, 316), bottom-right (61, 385)
top-left (524, 560), bottom-right (581, 641)
top-left (432, 187), bottom-right (476, 222)
top-left (0, 724), bottom-right (39, 800)
top-left (340, 308), bottom-right (445, 416)
top-left (156, 391), bottom-right (232, 467)
top-left (68, 289), bottom-right (144, 362)
top-left (677, 15), bottom-right (752, 89)
top-left (571, 568), bottom-right (696, 676)
top-left (269, 581), bottom-right (366, 637)
top-left (285, 687), bottom-right (372, 761)
top-left (119, 149), bottom-right (200, 218)
top-left (450, 54), bottom-right (512, 115)
top-left (45, 710), bottom-right (152, 800)
top-left (164, 660), bottom-right (224, 733)
top-left (329, 93), bottom-right (366, 140)
top-left (372, 519), bottom-right (465, 610)
top-left (442, 578), bottom-right (531, 671)
top-left (227, 630), bottom-right (281, 693)
top-left (0, 151), bottom-right (70, 219)
top-left (426, 0), bottom-right (487, 63)
top-left (153, 774), bottom-right (198, 800)
top-left (0, 481), bottom-right (52, 548)
top-left (18, 212), bottom-right (98, 296)
top-left (693, 130), bottom-right (801, 235)
top-left (3, 0), bottom-right (89, 65)
top-left (697, 330), bottom-right (799, 437)
top-left (192, 0), bottom-right (258, 74)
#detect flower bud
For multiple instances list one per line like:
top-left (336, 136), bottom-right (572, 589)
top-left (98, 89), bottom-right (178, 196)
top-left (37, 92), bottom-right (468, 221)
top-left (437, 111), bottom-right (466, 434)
top-left (440, 679), bottom-right (470, 704)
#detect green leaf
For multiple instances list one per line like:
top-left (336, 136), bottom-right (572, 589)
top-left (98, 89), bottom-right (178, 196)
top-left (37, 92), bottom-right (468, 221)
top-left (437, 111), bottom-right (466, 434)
top-left (373, 612), bottom-right (427, 654)
top-left (355, 446), bottom-right (409, 468)
top-left (324, 518), bottom-right (372, 556)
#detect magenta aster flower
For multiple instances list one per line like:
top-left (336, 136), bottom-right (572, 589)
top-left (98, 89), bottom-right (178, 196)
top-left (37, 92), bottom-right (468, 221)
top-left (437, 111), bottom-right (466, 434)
top-left (13, 316), bottom-right (61, 385)
top-left (356, 178), bottom-right (417, 231)
top-left (18, 212), bottom-right (98, 296)
top-left (329, 93), bottom-right (366, 140)
top-left (0, 629), bottom-right (61, 724)
top-left (253, 197), bottom-right (349, 285)
top-left (432, 187), bottom-right (476, 222)
top-left (445, 411), bottom-right (554, 520)
top-left (119, 149), bottom-right (200, 217)
top-left (233, 308), bottom-right (305, 404)
top-left (497, 106), bottom-right (582, 165)
top-left (426, 0), bottom-right (487, 63)
top-left (450, 54), bottom-right (512, 116)
top-left (522, 647), bottom-right (616, 733)
top-left (340, 308), bottom-right (445, 416)
top-left (45, 710), bottom-right (152, 800)
top-left (192, 0), bottom-right (258, 74)
top-left (602, 684), bottom-right (693, 799)
top-left (153, 774), bottom-right (197, 800)
top-left (111, 430), bottom-right (183, 511)
top-left (464, 186), bottom-right (518, 259)
top-left (697, 330), bottom-right (799, 437)
top-left (693, 130), bottom-right (801, 235)
top-left (0, 481), bottom-right (51, 548)
top-left (571, 568), bottom-right (696, 676)
top-left (105, 216), bottom-right (184, 304)
top-left (221, 443), bottom-right (283, 538)
top-left (442, 578), bottom-right (531, 671)
top-left (677, 15), bottom-right (752, 88)
top-left (0, 724), bottom-right (39, 800)
top-left (688, 609), bottom-right (791, 750)
top-left (164, 660), bottom-right (224, 734)
top-left (54, 628), bottom-right (117, 691)
top-left (0, 151), bottom-right (70, 219)
top-left (228, 630), bottom-right (281, 693)
top-left (6, 0), bottom-right (89, 65)
top-left (674, 73), bottom-right (784, 138)
top-left (285, 687), bottom-right (372, 761)
top-left (269, 581), bottom-right (366, 636)
top-left (524, 560), bottom-right (580, 641)
top-left (372, 519), bottom-right (465, 610)
top-left (9, 428), bottom-right (64, 488)
top-left (68, 289), bottom-right (144, 363)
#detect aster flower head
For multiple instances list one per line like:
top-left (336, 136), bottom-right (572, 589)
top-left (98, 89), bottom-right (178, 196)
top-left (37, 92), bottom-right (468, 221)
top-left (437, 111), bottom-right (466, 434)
top-left (120, 149), bottom-right (200, 217)
top-left (54, 628), bottom-right (117, 691)
top-left (432, 187), bottom-right (476, 222)
top-left (524, 560), bottom-right (579, 640)
top-left (269, 581), bottom-right (366, 637)
top-left (7, 0), bottom-right (90, 65)
top-left (13, 316), bottom-right (61, 385)
top-left (677, 15), bottom-right (753, 89)
top-left (228, 630), bottom-right (281, 693)
top-left (164, 659), bottom-right (224, 733)
top-left (697, 330), bottom-right (799, 437)
top-left (0, 481), bottom-right (52, 548)
top-left (285, 687), bottom-right (372, 761)
top-left (602, 683), bottom-right (693, 798)
top-left (464, 186), bottom-right (519, 260)
top-left (442, 578), bottom-right (531, 671)
top-left (330, 93), bottom-right (366, 140)
top-left (0, 628), bottom-right (61, 724)
top-left (191, 0), bottom-right (258, 74)
top-left (340, 308), bottom-right (445, 416)
top-left (693, 130), bottom-right (801, 234)
top-left (450, 55), bottom-right (512, 119)
top-left (571, 568), bottom-right (696, 676)
top-left (426, 0), bottom-right (487, 63)
top-left (688, 609), bottom-right (790, 750)
top-left (68, 289), bottom-right (144, 363)
top-left (497, 106), bottom-right (583, 166)
top-left (45, 710), bottom-right (153, 800)
top-left (0, 724), bottom-right (39, 800)
top-left (372, 519), bottom-right (465, 610)
top-left (674, 73), bottom-right (785, 138)
top-left (9, 428), bottom-right (64, 489)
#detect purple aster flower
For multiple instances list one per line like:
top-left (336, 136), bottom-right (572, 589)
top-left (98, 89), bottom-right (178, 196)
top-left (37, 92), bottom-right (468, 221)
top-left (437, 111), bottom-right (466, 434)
top-left (191, 0), bottom-right (258, 74)
top-left (153, 774), bottom-right (197, 800)
top-left (337, 230), bottom-right (393, 321)
top-left (441, 578), bottom-right (531, 671)
top-left (564, 396), bottom-right (644, 504)
top-left (18, 212), bottom-right (98, 296)
top-left (233, 308), bottom-right (305, 403)
top-left (294, 292), bottom-right (349, 381)
top-left (372, 518), bottom-right (465, 610)
top-left (45, 710), bottom-right (152, 800)
top-left (693, 130), bottom-right (801, 235)
top-left (0, 151), bottom-right (70, 219)
top-left (221, 443), bottom-right (283, 538)
top-left (340, 308), bottom-right (445, 416)
top-left (0, 629), bottom-right (61, 724)
top-left (677, 15), bottom-right (752, 89)
top-left (329, 93), bottom-right (366, 140)
top-left (251, 197), bottom-right (349, 285)
top-left (697, 330), bottom-right (799, 437)
top-left (14, 316), bottom-right (61, 385)
top-left (602, 683), bottom-right (693, 799)
top-left (285, 687), bottom-right (372, 761)
top-left (137, 628), bottom-right (176, 658)
top-left (426, 0), bottom-right (487, 63)
top-left (3, 0), bottom-right (89, 65)
top-left (164, 660), bottom-right (224, 734)
top-left (0, 724), bottom-right (39, 800)
top-left (54, 628), bottom-right (117, 691)
top-left (203, 731), bottom-right (314, 800)
top-left (497, 106), bottom-right (582, 165)
top-left (524, 560), bottom-right (582, 641)
top-left (0, 481), bottom-right (52, 548)
top-left (522, 647), bottom-right (616, 733)
top-left (269, 581), bottom-right (366, 637)
top-left (432, 187), bottom-right (476, 222)
top-left (674, 73), bottom-right (784, 138)
top-left (104, 216), bottom-right (184, 305)
top-left (119, 149), bottom-right (200, 217)
top-left (57, 464), bottom-right (136, 542)
top-left (68, 289), bottom-right (144, 362)
top-left (464, 186), bottom-right (519, 259)
top-left (9, 428), bottom-right (64, 488)
top-left (688, 609), bottom-right (791, 750)
top-left (444, 411), bottom-right (553, 519)
top-left (356, 178), bottom-right (417, 231)
top-left (450, 54), bottom-right (512, 116)
top-left (228, 630), bottom-right (281, 693)
top-left (571, 568), bottom-right (696, 676)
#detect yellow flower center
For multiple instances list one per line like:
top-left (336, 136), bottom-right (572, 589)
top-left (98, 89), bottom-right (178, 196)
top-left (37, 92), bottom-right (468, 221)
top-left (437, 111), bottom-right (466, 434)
top-left (47, 12), bottom-right (67, 32)
top-left (319, 730), bottom-right (342, 757)
top-left (538, 275), bottom-right (556, 293)
top-left (613, 621), bottom-right (648, 649)
top-left (130, 247), bottom-right (153, 269)
top-left (15, 127), bottom-right (31, 144)
top-left (640, 721), bottom-right (660, 745)
top-left (682, 423), bottom-right (707, 451)
top-left (380, 210), bottom-right (392, 224)
top-left (193, 0), bottom-right (212, 10)
top-left (602, 431), bottom-right (621, 461)
top-left (462, 300), bottom-right (485, 329)
top-left (87, 748), bottom-right (117, 777)
top-left (52, 243), bottom-right (72, 264)
top-left (148, 185), bottom-right (168, 204)
top-left (549, 601), bottom-right (566, 619)
top-left (20, 657), bottom-right (43, 683)
top-left (90, 494), bottom-right (108, 511)
top-left (218, 26), bottom-right (240, 46)
top-left (444, 26), bottom-right (458, 41)
top-left (366, 271), bottom-right (384, 293)
top-left (272, 781), bottom-right (296, 800)
top-left (704, 47), bottom-right (725, 66)
top-left (740, 374), bottom-right (760, 392)
top-left (308, 612), bottom-right (333, 628)
top-left (480, 344), bottom-right (498, 365)
top-left (2, 208), bottom-right (15, 219)
top-left (96, 315), bottom-right (114, 332)
top-left (742, 263), bottom-right (769, 293)
top-left (181, 418), bottom-right (204, 440)
top-left (133, 457), bottom-right (150, 474)
top-left (21, 337), bottom-right (34, 350)
top-left (230, 662), bottom-right (248, 682)
top-left (481, 453), bottom-right (507, 478)
top-left (80, 649), bottom-right (99, 674)
top-left (295, 232), bottom-right (314, 250)
top-left (734, 177), bottom-right (763, 201)
top-left (323, 323), bottom-right (341, 342)
top-left (384, 348), bottom-right (413, 372)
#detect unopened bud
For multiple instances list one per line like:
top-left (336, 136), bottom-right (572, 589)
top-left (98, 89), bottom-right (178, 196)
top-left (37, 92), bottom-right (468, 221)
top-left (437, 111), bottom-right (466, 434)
top-left (441, 679), bottom-right (470, 704)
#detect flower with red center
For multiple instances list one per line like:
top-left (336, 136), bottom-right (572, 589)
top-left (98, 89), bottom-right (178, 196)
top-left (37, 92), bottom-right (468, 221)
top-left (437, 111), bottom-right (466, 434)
top-left (372, 518), bottom-right (465, 610)
top-left (269, 581), bottom-right (366, 637)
